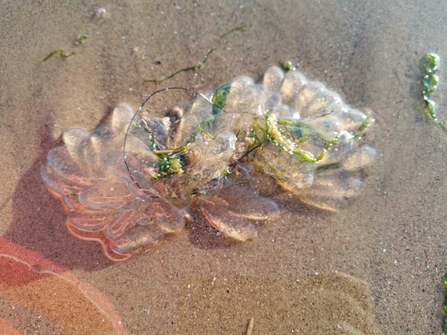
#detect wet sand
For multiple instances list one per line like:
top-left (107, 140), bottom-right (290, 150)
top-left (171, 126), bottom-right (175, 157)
top-left (1, 0), bottom-right (447, 333)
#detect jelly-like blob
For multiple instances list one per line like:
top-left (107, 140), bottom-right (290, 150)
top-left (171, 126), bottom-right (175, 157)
top-left (42, 104), bottom-right (187, 261)
top-left (42, 66), bottom-right (375, 260)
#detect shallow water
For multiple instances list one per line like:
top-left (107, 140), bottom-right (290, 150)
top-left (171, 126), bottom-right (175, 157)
top-left (1, 0), bottom-right (447, 334)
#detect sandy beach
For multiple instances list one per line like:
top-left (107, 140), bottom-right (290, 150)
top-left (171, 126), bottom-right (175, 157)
top-left (1, 0), bottom-right (447, 333)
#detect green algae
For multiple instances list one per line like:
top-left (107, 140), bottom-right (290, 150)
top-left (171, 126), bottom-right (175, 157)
top-left (421, 53), bottom-right (447, 133)
top-left (279, 61), bottom-right (296, 71)
top-left (77, 34), bottom-right (87, 43)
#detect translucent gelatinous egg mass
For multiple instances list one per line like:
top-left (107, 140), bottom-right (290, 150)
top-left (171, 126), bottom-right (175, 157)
top-left (41, 66), bottom-right (376, 261)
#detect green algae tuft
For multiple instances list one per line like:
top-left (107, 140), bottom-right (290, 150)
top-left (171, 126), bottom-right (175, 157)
top-left (420, 53), bottom-right (447, 132)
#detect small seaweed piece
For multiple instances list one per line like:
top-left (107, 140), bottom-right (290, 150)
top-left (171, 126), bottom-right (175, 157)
top-left (77, 34), bottom-right (87, 43)
top-left (279, 61), bottom-right (296, 71)
top-left (441, 272), bottom-right (447, 334)
top-left (137, 119), bottom-right (187, 178)
top-left (42, 49), bottom-right (77, 62)
top-left (155, 150), bottom-right (187, 177)
top-left (143, 25), bottom-right (247, 83)
top-left (212, 83), bottom-right (231, 116)
top-left (420, 53), bottom-right (447, 132)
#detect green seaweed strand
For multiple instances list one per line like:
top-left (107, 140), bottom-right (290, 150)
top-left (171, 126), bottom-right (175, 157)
top-left (42, 34), bottom-right (87, 62)
top-left (42, 49), bottom-right (77, 62)
top-left (421, 53), bottom-right (447, 132)
top-left (261, 111), bottom-right (373, 165)
top-left (143, 25), bottom-right (247, 83)
top-left (264, 112), bottom-right (317, 163)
